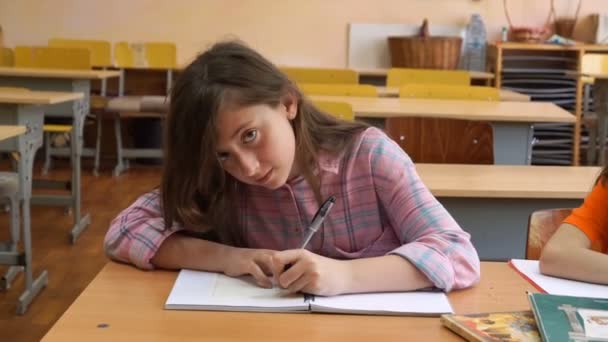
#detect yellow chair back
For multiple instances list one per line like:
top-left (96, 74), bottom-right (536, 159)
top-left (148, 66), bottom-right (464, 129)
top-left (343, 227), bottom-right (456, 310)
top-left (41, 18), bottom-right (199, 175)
top-left (314, 100), bottom-right (354, 121)
top-left (114, 42), bottom-right (135, 68)
top-left (48, 38), bottom-right (112, 67)
top-left (0, 47), bottom-right (14, 66)
top-left (282, 67), bottom-right (358, 84)
top-left (144, 42), bottom-right (177, 68)
top-left (399, 84), bottom-right (499, 101)
top-left (14, 46), bottom-right (91, 70)
top-left (300, 83), bottom-right (377, 97)
top-left (387, 68), bottom-right (470, 87)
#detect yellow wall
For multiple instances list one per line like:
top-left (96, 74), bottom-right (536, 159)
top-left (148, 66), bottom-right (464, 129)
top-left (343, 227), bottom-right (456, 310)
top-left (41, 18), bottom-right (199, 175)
top-left (0, 0), bottom-right (602, 66)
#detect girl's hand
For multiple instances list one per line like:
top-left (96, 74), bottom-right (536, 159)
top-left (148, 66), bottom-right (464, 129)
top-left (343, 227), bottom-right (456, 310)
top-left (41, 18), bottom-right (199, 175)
top-left (272, 249), bottom-right (352, 296)
top-left (223, 248), bottom-right (277, 288)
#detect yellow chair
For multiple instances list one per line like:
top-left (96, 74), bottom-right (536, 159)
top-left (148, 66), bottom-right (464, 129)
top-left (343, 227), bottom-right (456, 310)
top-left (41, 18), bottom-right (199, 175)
top-left (581, 54), bottom-right (608, 165)
top-left (299, 83), bottom-right (377, 97)
top-left (386, 68), bottom-right (470, 87)
top-left (114, 42), bottom-right (135, 69)
top-left (387, 84), bottom-right (498, 164)
top-left (399, 84), bottom-right (499, 101)
top-left (526, 208), bottom-right (572, 260)
top-left (14, 46), bottom-right (91, 70)
top-left (281, 67), bottom-right (358, 84)
top-left (48, 39), bottom-right (114, 175)
top-left (144, 42), bottom-right (177, 69)
top-left (0, 47), bottom-right (14, 66)
top-left (314, 101), bottom-right (354, 121)
top-left (14, 46), bottom-right (92, 174)
top-left (48, 39), bottom-right (112, 68)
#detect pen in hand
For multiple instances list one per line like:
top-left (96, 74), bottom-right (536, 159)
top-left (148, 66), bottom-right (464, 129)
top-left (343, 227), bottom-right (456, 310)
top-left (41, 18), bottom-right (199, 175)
top-left (282, 196), bottom-right (336, 272)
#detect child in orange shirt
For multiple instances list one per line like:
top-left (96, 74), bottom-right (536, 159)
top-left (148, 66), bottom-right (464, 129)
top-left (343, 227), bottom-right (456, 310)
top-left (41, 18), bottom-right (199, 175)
top-left (540, 166), bottom-right (608, 284)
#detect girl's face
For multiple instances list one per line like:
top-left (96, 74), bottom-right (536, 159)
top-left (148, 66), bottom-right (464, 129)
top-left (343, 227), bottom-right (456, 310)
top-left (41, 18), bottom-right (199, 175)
top-left (215, 96), bottom-right (298, 189)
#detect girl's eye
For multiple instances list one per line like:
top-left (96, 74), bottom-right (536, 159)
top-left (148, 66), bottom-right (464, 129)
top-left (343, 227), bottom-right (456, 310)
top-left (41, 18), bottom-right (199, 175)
top-left (242, 129), bottom-right (258, 143)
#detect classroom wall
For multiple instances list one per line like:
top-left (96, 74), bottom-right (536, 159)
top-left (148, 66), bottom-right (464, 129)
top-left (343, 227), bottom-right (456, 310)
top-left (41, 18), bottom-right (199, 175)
top-left (0, 0), bottom-right (602, 66)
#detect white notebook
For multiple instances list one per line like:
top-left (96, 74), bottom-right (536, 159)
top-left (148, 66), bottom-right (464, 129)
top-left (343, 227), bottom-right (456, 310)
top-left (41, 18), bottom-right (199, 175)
top-left (165, 269), bottom-right (454, 316)
top-left (509, 259), bottom-right (608, 299)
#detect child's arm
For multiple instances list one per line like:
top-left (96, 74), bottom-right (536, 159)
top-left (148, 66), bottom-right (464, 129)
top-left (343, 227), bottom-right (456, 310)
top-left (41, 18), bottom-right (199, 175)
top-left (272, 251), bottom-right (432, 296)
top-left (539, 223), bottom-right (608, 284)
top-left (104, 190), bottom-right (275, 287)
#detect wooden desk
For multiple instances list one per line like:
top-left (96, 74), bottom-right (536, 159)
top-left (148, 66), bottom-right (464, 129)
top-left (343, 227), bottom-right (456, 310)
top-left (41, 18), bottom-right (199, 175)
top-left (0, 67), bottom-right (120, 243)
top-left (376, 87), bottom-right (531, 102)
top-left (42, 262), bottom-right (535, 341)
top-left (0, 125), bottom-right (25, 141)
top-left (357, 68), bottom-right (495, 81)
top-left (417, 164), bottom-right (601, 260)
top-left (0, 89), bottom-right (83, 313)
top-left (311, 95), bottom-right (574, 165)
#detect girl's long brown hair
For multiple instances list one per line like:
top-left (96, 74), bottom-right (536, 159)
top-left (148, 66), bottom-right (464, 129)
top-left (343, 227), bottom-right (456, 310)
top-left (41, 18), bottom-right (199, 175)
top-left (161, 41), bottom-right (368, 246)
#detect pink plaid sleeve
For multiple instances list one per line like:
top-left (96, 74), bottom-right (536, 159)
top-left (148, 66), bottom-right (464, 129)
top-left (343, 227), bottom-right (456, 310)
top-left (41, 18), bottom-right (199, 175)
top-left (103, 190), bottom-right (183, 269)
top-left (367, 132), bottom-right (480, 291)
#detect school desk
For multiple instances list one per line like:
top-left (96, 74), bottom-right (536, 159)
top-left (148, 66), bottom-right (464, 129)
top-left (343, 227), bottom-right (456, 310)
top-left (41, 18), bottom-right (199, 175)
top-left (356, 68), bottom-right (495, 86)
top-left (416, 164), bottom-right (601, 260)
top-left (311, 95), bottom-right (574, 165)
top-left (41, 261), bottom-right (535, 342)
top-left (0, 90), bottom-right (83, 313)
top-left (0, 66), bottom-right (120, 243)
top-left (375, 86), bottom-right (531, 102)
top-left (0, 125), bottom-right (25, 141)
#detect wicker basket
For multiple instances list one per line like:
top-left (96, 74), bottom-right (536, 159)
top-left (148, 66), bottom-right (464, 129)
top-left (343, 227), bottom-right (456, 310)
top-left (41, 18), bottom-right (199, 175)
top-left (387, 19), bottom-right (462, 70)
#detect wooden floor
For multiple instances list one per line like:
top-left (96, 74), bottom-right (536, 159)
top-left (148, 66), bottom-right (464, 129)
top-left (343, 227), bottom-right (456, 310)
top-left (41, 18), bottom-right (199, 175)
top-left (0, 160), bottom-right (161, 342)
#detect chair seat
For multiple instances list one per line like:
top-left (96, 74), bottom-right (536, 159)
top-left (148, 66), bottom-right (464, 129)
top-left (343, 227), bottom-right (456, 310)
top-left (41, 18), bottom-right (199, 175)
top-left (43, 124), bottom-right (72, 133)
top-left (0, 172), bottom-right (19, 197)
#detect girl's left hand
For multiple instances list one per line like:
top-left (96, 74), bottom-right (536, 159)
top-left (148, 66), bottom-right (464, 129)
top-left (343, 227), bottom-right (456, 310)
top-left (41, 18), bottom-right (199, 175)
top-left (272, 249), bottom-right (351, 296)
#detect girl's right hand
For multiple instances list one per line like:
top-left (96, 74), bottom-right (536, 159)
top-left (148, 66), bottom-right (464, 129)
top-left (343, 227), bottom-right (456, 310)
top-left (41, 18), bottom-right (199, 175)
top-left (223, 248), bottom-right (277, 288)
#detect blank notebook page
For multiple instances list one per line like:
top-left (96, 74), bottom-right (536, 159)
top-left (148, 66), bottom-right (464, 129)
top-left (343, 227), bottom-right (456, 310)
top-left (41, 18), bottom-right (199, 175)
top-left (311, 291), bottom-right (453, 316)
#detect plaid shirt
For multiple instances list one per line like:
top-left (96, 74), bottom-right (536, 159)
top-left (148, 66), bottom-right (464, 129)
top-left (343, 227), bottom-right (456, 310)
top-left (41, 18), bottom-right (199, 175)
top-left (104, 127), bottom-right (480, 291)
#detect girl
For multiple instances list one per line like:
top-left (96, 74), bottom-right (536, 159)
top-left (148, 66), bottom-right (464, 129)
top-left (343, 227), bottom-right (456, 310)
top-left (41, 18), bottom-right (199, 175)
top-left (104, 41), bottom-right (480, 296)
top-left (540, 166), bottom-right (608, 284)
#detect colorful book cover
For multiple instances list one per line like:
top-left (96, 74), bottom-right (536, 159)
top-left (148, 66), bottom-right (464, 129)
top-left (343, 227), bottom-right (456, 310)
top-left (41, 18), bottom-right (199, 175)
top-left (528, 292), bottom-right (608, 342)
top-left (441, 311), bottom-right (541, 342)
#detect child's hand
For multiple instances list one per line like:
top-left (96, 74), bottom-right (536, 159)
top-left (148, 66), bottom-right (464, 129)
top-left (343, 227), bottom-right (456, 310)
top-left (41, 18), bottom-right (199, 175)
top-left (223, 248), bottom-right (277, 289)
top-left (272, 249), bottom-right (351, 296)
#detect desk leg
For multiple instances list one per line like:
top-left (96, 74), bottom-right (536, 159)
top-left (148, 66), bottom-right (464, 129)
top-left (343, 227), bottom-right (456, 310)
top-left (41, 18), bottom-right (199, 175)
top-left (0, 104), bottom-right (49, 314)
top-left (69, 94), bottom-right (91, 243)
top-left (17, 119), bottom-right (49, 314)
top-left (492, 122), bottom-right (534, 165)
top-left (593, 80), bottom-right (608, 166)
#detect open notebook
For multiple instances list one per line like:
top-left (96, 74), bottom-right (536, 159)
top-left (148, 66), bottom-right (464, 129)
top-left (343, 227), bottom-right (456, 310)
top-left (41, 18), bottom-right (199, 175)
top-left (509, 259), bottom-right (608, 299)
top-left (165, 269), bottom-right (454, 316)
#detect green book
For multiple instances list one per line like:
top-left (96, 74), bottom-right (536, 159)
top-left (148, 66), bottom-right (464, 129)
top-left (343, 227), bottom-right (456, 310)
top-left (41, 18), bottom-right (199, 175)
top-left (528, 292), bottom-right (608, 342)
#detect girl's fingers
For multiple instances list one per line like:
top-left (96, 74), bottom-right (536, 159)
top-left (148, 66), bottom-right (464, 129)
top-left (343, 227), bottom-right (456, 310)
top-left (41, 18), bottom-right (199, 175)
top-left (286, 273), bottom-right (312, 294)
top-left (277, 259), bottom-right (306, 289)
top-left (255, 253), bottom-right (275, 276)
top-left (248, 263), bottom-right (272, 288)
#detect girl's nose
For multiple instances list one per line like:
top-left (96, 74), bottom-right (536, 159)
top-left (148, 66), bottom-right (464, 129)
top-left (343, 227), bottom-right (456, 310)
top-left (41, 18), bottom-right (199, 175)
top-left (239, 153), bottom-right (259, 177)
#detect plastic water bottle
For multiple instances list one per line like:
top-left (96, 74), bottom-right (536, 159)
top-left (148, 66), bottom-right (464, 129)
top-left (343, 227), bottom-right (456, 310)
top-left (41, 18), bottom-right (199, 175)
top-left (461, 14), bottom-right (487, 71)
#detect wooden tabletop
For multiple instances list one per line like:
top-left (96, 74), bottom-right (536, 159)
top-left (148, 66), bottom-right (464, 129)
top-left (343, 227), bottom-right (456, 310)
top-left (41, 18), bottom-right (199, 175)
top-left (356, 68), bottom-right (495, 80)
top-left (0, 66), bottom-right (121, 80)
top-left (417, 164), bottom-right (602, 199)
top-left (376, 87), bottom-right (531, 101)
top-left (0, 125), bottom-right (26, 141)
top-left (310, 95), bottom-right (574, 123)
top-left (42, 262), bottom-right (535, 342)
top-left (0, 89), bottom-right (83, 105)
